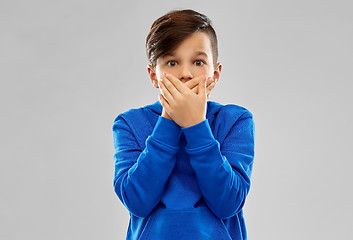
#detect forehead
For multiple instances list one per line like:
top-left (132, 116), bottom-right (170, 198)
top-left (165, 31), bottom-right (212, 57)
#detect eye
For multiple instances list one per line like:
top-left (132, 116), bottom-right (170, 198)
top-left (194, 60), bottom-right (205, 66)
top-left (167, 60), bottom-right (178, 67)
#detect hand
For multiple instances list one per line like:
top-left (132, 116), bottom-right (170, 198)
top-left (158, 75), bottom-right (216, 121)
top-left (159, 78), bottom-right (214, 120)
top-left (157, 73), bottom-right (209, 128)
top-left (161, 108), bottom-right (173, 120)
top-left (184, 77), bottom-right (216, 100)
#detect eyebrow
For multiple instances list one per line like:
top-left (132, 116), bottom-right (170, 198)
top-left (163, 51), bottom-right (208, 58)
top-left (194, 51), bottom-right (208, 58)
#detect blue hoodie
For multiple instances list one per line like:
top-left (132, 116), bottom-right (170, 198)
top-left (112, 100), bottom-right (255, 240)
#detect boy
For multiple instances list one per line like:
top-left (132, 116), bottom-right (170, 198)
top-left (112, 9), bottom-right (255, 240)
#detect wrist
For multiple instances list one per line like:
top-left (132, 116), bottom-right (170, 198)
top-left (182, 117), bottom-right (206, 128)
top-left (161, 110), bottom-right (173, 120)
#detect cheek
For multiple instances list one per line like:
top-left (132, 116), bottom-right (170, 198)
top-left (195, 67), bottom-right (213, 77)
top-left (157, 68), bottom-right (178, 79)
top-left (156, 67), bottom-right (175, 80)
top-left (155, 67), bottom-right (164, 81)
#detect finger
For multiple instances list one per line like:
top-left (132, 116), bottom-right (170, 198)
top-left (184, 78), bottom-right (198, 90)
top-left (158, 94), bottom-right (171, 113)
top-left (164, 73), bottom-right (190, 95)
top-left (208, 80), bottom-right (216, 90)
top-left (191, 84), bottom-right (198, 94)
top-left (184, 76), bottom-right (209, 90)
top-left (158, 79), bottom-right (173, 102)
top-left (159, 73), bottom-right (180, 98)
top-left (187, 76), bottom-right (213, 91)
top-left (191, 77), bottom-right (214, 94)
top-left (197, 76), bottom-right (208, 98)
top-left (206, 80), bottom-right (215, 95)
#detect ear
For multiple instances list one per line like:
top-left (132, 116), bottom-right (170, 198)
top-left (213, 62), bottom-right (222, 84)
top-left (147, 65), bottom-right (159, 88)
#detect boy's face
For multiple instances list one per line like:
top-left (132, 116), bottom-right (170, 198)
top-left (148, 31), bottom-right (221, 91)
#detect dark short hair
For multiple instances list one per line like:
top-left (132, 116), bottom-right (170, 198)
top-left (146, 9), bottom-right (218, 68)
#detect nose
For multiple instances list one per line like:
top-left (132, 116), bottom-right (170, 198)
top-left (179, 65), bottom-right (193, 82)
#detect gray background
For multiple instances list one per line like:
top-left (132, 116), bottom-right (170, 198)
top-left (1, 0), bottom-right (352, 239)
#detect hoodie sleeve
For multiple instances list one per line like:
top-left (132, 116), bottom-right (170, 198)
top-left (112, 115), bottom-right (181, 218)
top-left (181, 111), bottom-right (255, 219)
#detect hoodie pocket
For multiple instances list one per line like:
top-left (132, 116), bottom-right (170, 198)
top-left (138, 207), bottom-right (232, 240)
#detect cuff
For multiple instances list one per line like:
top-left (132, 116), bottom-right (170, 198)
top-left (181, 119), bottom-right (216, 149)
top-left (150, 116), bottom-right (182, 147)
